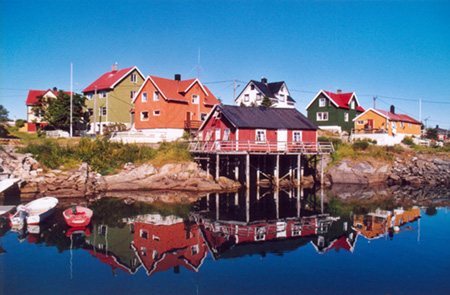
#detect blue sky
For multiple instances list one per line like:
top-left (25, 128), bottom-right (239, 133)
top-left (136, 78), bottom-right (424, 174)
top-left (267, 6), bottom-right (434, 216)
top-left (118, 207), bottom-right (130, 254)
top-left (1, 0), bottom-right (449, 129)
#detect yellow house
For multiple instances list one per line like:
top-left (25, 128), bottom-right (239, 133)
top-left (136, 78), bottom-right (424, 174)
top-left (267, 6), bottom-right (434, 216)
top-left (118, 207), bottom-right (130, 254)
top-left (352, 106), bottom-right (421, 145)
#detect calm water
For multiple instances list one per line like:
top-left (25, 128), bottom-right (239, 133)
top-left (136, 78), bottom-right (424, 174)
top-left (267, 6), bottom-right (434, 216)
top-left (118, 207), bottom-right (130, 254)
top-left (1, 187), bottom-right (449, 295)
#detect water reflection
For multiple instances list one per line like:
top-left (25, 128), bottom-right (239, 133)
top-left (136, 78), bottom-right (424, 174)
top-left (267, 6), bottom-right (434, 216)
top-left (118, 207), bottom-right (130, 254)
top-left (0, 187), bottom-right (434, 277)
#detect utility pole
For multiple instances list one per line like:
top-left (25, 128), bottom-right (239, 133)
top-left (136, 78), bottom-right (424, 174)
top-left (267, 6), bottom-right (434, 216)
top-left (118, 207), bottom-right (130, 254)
top-left (94, 86), bottom-right (97, 135)
top-left (70, 63), bottom-right (73, 137)
top-left (233, 78), bottom-right (236, 104)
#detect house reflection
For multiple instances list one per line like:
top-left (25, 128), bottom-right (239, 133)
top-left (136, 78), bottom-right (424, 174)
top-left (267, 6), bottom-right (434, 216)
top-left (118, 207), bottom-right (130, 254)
top-left (131, 214), bottom-right (208, 276)
top-left (353, 207), bottom-right (421, 240)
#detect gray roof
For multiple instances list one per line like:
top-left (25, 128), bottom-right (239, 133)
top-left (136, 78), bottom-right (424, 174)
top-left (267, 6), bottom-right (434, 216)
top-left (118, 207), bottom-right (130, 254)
top-left (217, 105), bottom-right (318, 130)
top-left (249, 80), bottom-right (296, 103)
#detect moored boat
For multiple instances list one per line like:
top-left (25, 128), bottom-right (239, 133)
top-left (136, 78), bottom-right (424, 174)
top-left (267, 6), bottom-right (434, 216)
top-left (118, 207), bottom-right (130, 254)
top-left (63, 206), bottom-right (93, 227)
top-left (10, 197), bottom-right (59, 226)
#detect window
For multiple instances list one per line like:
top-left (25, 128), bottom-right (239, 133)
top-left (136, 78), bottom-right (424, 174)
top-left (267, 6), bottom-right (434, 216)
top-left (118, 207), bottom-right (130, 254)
top-left (244, 94), bottom-right (249, 102)
top-left (279, 94), bottom-right (285, 102)
top-left (99, 91), bottom-right (107, 98)
top-left (141, 111), bottom-right (149, 121)
top-left (141, 247), bottom-right (147, 257)
top-left (223, 129), bottom-right (230, 140)
top-left (152, 250), bottom-right (158, 259)
top-left (87, 93), bottom-right (93, 100)
top-left (205, 130), bottom-right (213, 141)
top-left (153, 91), bottom-right (159, 101)
top-left (130, 91), bottom-right (136, 100)
top-left (250, 84), bottom-right (255, 90)
top-left (319, 98), bottom-right (326, 107)
top-left (87, 108), bottom-right (93, 117)
top-left (350, 100), bottom-right (355, 109)
top-left (255, 226), bottom-right (266, 241)
top-left (408, 123), bottom-right (411, 128)
top-left (316, 112), bottom-right (328, 121)
top-left (215, 128), bottom-right (221, 140)
top-left (293, 131), bottom-right (302, 142)
top-left (140, 230), bottom-right (148, 239)
top-left (256, 93), bottom-right (262, 101)
top-left (142, 92), bottom-right (147, 102)
top-left (400, 122), bottom-right (404, 128)
top-left (99, 107), bottom-right (107, 116)
top-left (392, 121), bottom-right (396, 128)
top-left (201, 113), bottom-right (207, 121)
top-left (357, 120), bottom-right (365, 125)
top-left (98, 225), bottom-right (107, 236)
top-left (152, 235), bottom-right (160, 241)
top-left (344, 112), bottom-right (349, 122)
top-left (153, 110), bottom-right (160, 116)
top-left (256, 129), bottom-right (266, 142)
top-left (131, 74), bottom-right (137, 83)
top-left (192, 94), bottom-right (199, 104)
top-left (191, 244), bottom-right (199, 256)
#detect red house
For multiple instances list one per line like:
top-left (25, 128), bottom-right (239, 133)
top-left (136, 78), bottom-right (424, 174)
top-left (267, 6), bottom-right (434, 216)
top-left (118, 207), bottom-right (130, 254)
top-left (199, 105), bottom-right (319, 152)
top-left (131, 74), bottom-right (219, 142)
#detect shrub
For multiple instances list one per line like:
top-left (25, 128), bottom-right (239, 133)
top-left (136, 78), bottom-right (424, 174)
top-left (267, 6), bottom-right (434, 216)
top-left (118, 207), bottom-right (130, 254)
top-left (103, 123), bottom-right (127, 138)
top-left (352, 141), bottom-right (369, 150)
top-left (15, 119), bottom-right (26, 128)
top-left (402, 136), bottom-right (415, 147)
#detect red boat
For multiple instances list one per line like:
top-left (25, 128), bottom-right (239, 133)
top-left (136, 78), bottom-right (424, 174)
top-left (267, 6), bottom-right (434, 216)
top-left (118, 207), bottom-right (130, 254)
top-left (63, 206), bottom-right (93, 227)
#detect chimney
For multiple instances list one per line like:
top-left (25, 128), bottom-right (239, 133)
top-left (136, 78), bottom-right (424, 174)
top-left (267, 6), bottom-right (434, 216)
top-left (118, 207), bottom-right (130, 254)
top-left (337, 89), bottom-right (342, 94)
top-left (53, 87), bottom-right (57, 91)
top-left (174, 74), bottom-right (181, 81)
top-left (112, 62), bottom-right (118, 72)
top-left (390, 105), bottom-right (395, 114)
top-left (261, 77), bottom-right (267, 84)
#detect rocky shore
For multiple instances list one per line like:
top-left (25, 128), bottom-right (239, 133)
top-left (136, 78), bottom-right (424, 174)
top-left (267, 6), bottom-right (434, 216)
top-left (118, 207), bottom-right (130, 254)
top-left (0, 147), bottom-right (241, 199)
top-left (325, 154), bottom-right (450, 187)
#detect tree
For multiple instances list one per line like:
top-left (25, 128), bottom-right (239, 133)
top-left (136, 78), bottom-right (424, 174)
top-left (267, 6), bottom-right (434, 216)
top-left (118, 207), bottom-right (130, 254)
top-left (0, 105), bottom-right (9, 123)
top-left (34, 90), bottom-right (89, 132)
top-left (261, 96), bottom-right (274, 108)
top-left (425, 128), bottom-right (438, 140)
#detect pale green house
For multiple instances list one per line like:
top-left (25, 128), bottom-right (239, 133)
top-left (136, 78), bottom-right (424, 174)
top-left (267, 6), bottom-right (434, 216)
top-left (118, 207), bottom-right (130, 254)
top-left (82, 64), bottom-right (144, 134)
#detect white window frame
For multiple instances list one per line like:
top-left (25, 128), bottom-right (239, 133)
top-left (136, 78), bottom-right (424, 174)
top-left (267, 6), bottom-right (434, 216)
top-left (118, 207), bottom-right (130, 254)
top-left (293, 131), bottom-right (302, 142)
top-left (87, 93), bottom-right (93, 100)
top-left (192, 94), bottom-right (199, 104)
top-left (350, 100), bottom-right (355, 109)
top-left (131, 73), bottom-right (137, 83)
top-left (279, 94), bottom-right (285, 102)
top-left (256, 93), bottom-right (262, 101)
top-left (400, 122), bottom-right (404, 128)
top-left (153, 110), bottom-right (160, 116)
top-left (191, 244), bottom-right (199, 256)
top-left (142, 92), bottom-right (147, 102)
top-left (215, 128), bottom-right (221, 140)
top-left (130, 91), bottom-right (136, 100)
top-left (357, 120), bottom-right (365, 125)
top-left (244, 94), bottom-right (249, 102)
top-left (153, 91), bottom-right (159, 101)
top-left (316, 112), bottom-right (328, 121)
top-left (201, 113), bottom-right (207, 121)
top-left (99, 107), bottom-right (107, 116)
top-left (205, 129), bottom-right (213, 141)
top-left (141, 111), bottom-right (149, 121)
top-left (99, 91), bottom-right (107, 98)
top-left (223, 129), bottom-right (230, 141)
top-left (319, 98), bottom-right (326, 107)
top-left (256, 129), bottom-right (266, 142)
top-left (140, 229), bottom-right (148, 239)
top-left (344, 112), bottom-right (349, 122)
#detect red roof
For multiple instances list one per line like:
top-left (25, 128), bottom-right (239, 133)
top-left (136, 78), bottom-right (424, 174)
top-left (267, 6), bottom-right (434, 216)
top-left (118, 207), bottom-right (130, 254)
top-left (146, 75), bottom-right (219, 104)
top-left (374, 109), bottom-right (421, 124)
top-left (26, 89), bottom-right (72, 105)
top-left (82, 67), bottom-right (136, 93)
top-left (322, 90), bottom-right (365, 112)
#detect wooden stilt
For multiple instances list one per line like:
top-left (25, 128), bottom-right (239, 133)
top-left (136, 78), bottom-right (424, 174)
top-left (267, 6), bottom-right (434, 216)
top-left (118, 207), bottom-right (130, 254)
top-left (235, 160), bottom-right (239, 182)
top-left (320, 155), bottom-right (324, 187)
top-left (275, 154), bottom-right (280, 188)
top-left (216, 154), bottom-right (220, 181)
top-left (246, 153), bottom-right (250, 187)
top-left (246, 188), bottom-right (250, 223)
top-left (297, 154), bottom-right (301, 186)
top-left (216, 193), bottom-right (220, 220)
top-left (257, 160), bottom-right (260, 186)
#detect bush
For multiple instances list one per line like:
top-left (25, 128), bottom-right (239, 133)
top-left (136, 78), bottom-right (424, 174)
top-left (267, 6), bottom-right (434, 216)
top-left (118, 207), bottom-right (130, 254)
top-left (103, 123), bottom-right (127, 138)
top-left (402, 136), bottom-right (415, 147)
top-left (15, 119), bottom-right (26, 128)
top-left (352, 141), bottom-right (369, 151)
top-left (318, 136), bottom-right (343, 150)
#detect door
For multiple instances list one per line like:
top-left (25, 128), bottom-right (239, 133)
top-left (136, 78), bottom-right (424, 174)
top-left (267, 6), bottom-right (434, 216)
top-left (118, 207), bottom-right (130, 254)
top-left (277, 129), bottom-right (288, 151)
top-left (367, 119), bottom-right (374, 131)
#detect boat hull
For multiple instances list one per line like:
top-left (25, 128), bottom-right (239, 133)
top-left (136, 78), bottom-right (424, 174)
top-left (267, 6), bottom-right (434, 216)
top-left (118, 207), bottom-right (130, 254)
top-left (10, 197), bottom-right (58, 226)
top-left (63, 206), bottom-right (93, 227)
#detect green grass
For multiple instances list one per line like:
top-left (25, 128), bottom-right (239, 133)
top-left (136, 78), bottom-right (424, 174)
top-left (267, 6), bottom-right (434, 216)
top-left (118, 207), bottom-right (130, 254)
top-left (5, 126), bottom-right (39, 141)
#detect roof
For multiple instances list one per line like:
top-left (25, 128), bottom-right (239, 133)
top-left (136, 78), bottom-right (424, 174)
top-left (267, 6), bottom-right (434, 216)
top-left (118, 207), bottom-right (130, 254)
top-left (355, 108), bottom-right (421, 124)
top-left (132, 75), bottom-right (219, 104)
top-left (202, 105), bottom-right (318, 130)
top-left (82, 66), bottom-right (144, 93)
top-left (26, 89), bottom-right (73, 105)
top-left (236, 80), bottom-right (296, 103)
top-left (306, 90), bottom-right (365, 112)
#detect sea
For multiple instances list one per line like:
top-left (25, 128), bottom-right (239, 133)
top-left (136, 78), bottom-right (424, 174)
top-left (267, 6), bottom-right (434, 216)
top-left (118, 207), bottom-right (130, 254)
top-left (1, 186), bottom-right (449, 295)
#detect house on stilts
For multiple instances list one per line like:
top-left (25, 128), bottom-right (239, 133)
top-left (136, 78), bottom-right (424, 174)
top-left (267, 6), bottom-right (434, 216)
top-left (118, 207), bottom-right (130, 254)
top-left (189, 105), bottom-right (334, 187)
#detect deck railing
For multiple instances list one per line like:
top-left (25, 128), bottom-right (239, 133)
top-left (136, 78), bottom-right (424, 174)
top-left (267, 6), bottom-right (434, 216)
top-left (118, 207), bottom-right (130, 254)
top-left (184, 120), bottom-right (203, 130)
top-left (188, 140), bottom-right (334, 154)
top-left (352, 128), bottom-right (388, 134)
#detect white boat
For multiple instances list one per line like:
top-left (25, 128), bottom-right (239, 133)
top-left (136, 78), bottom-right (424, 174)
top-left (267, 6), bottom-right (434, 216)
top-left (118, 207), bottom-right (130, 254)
top-left (10, 197), bottom-right (59, 226)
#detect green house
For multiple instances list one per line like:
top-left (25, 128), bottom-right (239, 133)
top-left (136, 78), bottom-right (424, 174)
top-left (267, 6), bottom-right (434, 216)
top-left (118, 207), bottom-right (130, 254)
top-left (305, 90), bottom-right (365, 133)
top-left (82, 64), bottom-right (145, 134)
